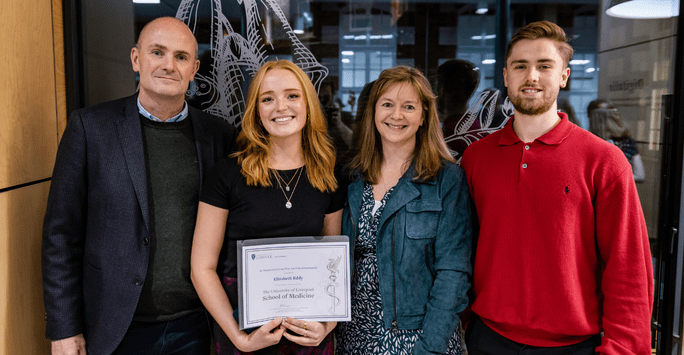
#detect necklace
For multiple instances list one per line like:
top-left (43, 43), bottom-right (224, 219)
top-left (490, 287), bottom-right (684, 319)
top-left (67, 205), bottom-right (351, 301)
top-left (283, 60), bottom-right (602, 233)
top-left (380, 176), bottom-right (394, 196)
top-left (274, 167), bottom-right (301, 192)
top-left (274, 167), bottom-right (303, 209)
top-left (373, 163), bottom-right (406, 200)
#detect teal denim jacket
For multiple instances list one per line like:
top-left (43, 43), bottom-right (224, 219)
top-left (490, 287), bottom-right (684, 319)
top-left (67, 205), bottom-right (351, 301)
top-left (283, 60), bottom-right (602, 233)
top-left (342, 162), bottom-right (473, 355)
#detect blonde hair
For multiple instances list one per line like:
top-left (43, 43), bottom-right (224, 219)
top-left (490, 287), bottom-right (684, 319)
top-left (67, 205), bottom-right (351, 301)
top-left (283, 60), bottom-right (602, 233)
top-left (348, 65), bottom-right (453, 184)
top-left (233, 60), bottom-right (337, 192)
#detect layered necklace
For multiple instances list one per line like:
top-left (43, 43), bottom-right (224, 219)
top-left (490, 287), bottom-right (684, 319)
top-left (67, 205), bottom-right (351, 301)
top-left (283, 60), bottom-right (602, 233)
top-left (273, 167), bottom-right (303, 209)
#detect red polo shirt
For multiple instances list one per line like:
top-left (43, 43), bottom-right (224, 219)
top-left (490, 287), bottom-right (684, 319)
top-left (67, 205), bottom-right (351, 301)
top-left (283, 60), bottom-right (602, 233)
top-left (461, 114), bottom-right (653, 354)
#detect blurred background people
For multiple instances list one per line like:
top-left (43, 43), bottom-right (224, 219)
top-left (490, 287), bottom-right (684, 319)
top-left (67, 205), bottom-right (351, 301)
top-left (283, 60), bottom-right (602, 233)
top-left (436, 59), bottom-right (481, 125)
top-left (436, 60), bottom-right (481, 160)
top-left (587, 98), bottom-right (612, 117)
top-left (319, 80), bottom-right (353, 170)
top-left (558, 98), bottom-right (580, 126)
top-left (589, 107), bottom-right (645, 182)
top-left (347, 91), bottom-right (357, 115)
top-left (349, 80), bottom-right (376, 147)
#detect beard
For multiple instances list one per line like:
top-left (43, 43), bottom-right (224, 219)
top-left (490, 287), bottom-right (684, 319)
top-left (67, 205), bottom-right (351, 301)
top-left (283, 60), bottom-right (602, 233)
top-left (508, 86), bottom-right (558, 116)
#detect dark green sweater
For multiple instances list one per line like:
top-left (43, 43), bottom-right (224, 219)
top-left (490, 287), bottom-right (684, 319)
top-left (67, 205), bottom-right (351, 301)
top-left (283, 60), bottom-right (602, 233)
top-left (134, 115), bottom-right (202, 322)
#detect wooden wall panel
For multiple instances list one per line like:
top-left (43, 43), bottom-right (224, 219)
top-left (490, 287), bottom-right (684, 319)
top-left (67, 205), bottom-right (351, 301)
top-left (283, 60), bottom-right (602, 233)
top-left (0, 0), bottom-right (60, 189)
top-left (53, 0), bottom-right (67, 139)
top-left (0, 0), bottom-right (65, 353)
top-left (0, 183), bottom-right (52, 355)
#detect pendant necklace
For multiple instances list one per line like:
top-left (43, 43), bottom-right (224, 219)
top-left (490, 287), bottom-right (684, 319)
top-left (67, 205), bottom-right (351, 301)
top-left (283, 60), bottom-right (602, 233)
top-left (274, 167), bottom-right (303, 209)
top-left (275, 166), bottom-right (300, 192)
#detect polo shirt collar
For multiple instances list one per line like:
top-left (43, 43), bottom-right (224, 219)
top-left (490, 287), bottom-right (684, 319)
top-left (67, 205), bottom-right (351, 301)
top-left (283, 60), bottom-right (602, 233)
top-left (498, 112), bottom-right (571, 146)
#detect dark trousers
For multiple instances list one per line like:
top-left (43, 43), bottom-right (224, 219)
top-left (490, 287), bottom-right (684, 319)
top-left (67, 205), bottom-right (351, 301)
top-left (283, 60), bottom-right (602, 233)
top-left (112, 309), bottom-right (211, 355)
top-left (466, 316), bottom-right (601, 355)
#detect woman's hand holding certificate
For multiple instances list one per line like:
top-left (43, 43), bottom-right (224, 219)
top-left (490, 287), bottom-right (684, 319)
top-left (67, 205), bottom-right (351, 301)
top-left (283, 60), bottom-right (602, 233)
top-left (231, 314), bottom-right (337, 351)
top-left (281, 318), bottom-right (337, 346)
top-left (232, 317), bottom-right (285, 352)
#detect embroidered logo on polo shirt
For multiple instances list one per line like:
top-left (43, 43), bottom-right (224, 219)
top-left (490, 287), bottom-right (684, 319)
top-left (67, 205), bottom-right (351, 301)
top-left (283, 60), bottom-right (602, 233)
top-left (565, 186), bottom-right (570, 194)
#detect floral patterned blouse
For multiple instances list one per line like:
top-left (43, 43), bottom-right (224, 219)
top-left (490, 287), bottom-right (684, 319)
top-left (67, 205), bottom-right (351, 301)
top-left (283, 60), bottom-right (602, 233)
top-left (336, 183), bottom-right (462, 355)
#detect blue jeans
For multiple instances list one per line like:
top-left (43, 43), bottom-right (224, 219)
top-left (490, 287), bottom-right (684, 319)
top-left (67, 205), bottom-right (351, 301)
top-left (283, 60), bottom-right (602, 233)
top-left (112, 309), bottom-right (210, 355)
top-left (466, 316), bottom-right (600, 355)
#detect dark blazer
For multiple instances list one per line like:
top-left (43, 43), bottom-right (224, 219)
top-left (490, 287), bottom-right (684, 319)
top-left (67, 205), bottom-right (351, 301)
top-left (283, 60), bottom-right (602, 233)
top-left (41, 95), bottom-right (236, 355)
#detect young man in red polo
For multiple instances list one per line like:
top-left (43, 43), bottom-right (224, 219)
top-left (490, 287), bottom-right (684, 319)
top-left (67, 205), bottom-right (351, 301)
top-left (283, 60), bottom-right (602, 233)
top-left (461, 21), bottom-right (653, 355)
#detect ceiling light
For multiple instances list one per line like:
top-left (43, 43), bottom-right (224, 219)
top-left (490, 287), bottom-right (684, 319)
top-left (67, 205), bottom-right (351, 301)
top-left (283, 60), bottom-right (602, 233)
top-left (482, 59), bottom-right (496, 64)
top-left (606, 0), bottom-right (679, 19)
top-left (569, 60), bottom-right (590, 65)
top-left (472, 34), bottom-right (496, 40)
top-left (476, 1), bottom-right (489, 14)
top-left (133, 0), bottom-right (160, 3)
top-left (341, 51), bottom-right (355, 56)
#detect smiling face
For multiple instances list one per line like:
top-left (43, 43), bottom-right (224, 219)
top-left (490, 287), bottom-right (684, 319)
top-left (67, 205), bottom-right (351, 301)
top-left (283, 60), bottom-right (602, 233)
top-left (374, 82), bottom-right (424, 151)
top-left (131, 18), bottom-right (200, 105)
top-left (258, 68), bottom-right (307, 143)
top-left (504, 38), bottom-right (570, 117)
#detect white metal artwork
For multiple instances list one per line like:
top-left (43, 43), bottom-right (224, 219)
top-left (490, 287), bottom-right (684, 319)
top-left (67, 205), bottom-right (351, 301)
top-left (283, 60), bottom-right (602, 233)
top-left (176, 0), bottom-right (329, 126)
top-left (443, 89), bottom-right (514, 164)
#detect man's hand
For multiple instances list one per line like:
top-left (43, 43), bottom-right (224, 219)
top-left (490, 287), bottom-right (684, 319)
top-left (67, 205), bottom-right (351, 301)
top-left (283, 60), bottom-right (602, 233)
top-left (51, 334), bottom-right (86, 355)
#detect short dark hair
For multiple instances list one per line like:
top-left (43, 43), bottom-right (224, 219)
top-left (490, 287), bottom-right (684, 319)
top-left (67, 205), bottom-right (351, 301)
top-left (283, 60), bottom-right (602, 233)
top-left (436, 59), bottom-right (480, 109)
top-left (505, 21), bottom-right (573, 66)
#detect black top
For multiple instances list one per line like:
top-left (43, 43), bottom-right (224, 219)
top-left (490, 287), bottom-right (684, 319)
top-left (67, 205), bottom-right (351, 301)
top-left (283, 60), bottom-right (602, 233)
top-left (200, 157), bottom-right (345, 289)
top-left (135, 115), bottom-right (203, 322)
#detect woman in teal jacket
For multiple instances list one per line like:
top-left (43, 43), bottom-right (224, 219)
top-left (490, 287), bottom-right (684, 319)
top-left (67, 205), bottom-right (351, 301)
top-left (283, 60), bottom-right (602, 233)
top-left (336, 66), bottom-right (473, 355)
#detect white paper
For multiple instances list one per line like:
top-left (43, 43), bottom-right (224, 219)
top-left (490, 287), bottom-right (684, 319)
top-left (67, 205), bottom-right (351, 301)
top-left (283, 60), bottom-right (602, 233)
top-left (238, 237), bottom-right (351, 329)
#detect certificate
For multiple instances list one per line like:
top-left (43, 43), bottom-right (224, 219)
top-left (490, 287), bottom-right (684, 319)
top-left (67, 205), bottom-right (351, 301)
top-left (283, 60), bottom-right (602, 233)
top-left (237, 236), bottom-right (351, 330)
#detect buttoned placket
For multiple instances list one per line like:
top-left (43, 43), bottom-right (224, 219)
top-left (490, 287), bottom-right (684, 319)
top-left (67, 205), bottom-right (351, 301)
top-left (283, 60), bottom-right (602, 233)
top-left (520, 143), bottom-right (531, 182)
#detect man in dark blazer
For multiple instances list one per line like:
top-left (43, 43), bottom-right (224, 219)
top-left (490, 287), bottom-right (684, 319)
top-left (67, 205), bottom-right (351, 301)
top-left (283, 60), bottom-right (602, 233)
top-left (42, 17), bottom-right (236, 355)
